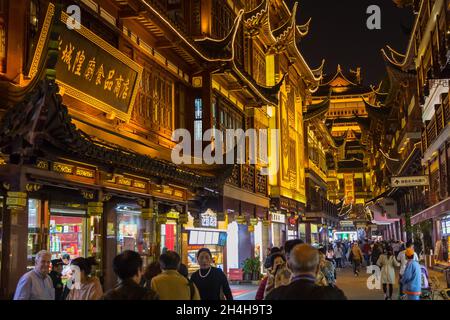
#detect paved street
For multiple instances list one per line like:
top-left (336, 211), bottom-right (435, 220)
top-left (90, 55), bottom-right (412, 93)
top-left (233, 265), bottom-right (448, 300)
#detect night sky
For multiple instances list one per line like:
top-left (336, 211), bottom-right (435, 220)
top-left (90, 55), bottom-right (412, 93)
top-left (285, 0), bottom-right (415, 86)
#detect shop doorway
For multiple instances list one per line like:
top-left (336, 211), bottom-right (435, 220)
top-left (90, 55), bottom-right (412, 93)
top-left (49, 207), bottom-right (88, 260)
top-left (161, 221), bottom-right (177, 252)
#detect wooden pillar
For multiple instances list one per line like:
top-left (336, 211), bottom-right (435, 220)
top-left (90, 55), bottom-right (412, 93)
top-left (101, 198), bottom-right (118, 292)
top-left (201, 69), bottom-right (212, 150)
top-left (0, 165), bottom-right (28, 299)
top-left (4, 0), bottom-right (26, 82)
top-left (446, 141), bottom-right (450, 197)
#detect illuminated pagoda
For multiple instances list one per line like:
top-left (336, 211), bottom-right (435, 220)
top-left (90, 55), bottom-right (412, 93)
top-left (311, 65), bottom-right (379, 228)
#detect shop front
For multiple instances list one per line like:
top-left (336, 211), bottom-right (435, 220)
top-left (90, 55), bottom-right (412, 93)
top-left (184, 209), bottom-right (228, 274)
top-left (287, 215), bottom-right (299, 240)
top-left (270, 211), bottom-right (286, 248)
top-left (298, 222), bottom-right (307, 243)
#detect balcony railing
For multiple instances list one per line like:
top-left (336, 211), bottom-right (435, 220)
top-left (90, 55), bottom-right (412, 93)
top-left (422, 92), bottom-right (450, 151)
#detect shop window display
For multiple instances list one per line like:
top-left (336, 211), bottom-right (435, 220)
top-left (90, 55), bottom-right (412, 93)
top-left (117, 205), bottom-right (144, 254)
top-left (186, 230), bottom-right (226, 273)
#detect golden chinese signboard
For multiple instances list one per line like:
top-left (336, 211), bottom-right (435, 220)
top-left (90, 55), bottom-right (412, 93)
top-left (344, 174), bottom-right (355, 205)
top-left (29, 3), bottom-right (142, 122)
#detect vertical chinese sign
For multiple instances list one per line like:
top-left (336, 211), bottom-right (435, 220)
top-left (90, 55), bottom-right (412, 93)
top-left (344, 173), bottom-right (355, 206)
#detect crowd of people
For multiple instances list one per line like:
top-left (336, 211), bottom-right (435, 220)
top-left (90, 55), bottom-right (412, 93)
top-left (13, 248), bottom-right (233, 301)
top-left (258, 238), bottom-right (431, 300)
top-left (12, 238), bottom-right (431, 301)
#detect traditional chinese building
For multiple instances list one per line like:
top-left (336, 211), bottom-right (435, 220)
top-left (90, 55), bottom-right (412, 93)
top-left (0, 0), bottom-right (326, 297)
top-left (366, 0), bottom-right (450, 260)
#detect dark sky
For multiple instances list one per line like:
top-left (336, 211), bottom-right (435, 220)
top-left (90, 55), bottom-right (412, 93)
top-left (285, 0), bottom-right (415, 86)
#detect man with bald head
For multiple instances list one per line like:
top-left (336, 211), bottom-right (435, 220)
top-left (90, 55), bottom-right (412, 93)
top-left (265, 244), bottom-right (347, 300)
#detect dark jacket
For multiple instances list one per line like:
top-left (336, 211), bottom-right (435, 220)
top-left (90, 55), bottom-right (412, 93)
top-left (265, 274), bottom-right (347, 300)
top-left (49, 271), bottom-right (64, 300)
top-left (102, 279), bottom-right (159, 300)
top-left (191, 267), bottom-right (233, 300)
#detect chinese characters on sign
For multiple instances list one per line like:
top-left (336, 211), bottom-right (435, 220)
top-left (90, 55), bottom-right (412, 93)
top-left (390, 176), bottom-right (430, 188)
top-left (270, 212), bottom-right (286, 224)
top-left (53, 11), bottom-right (142, 121)
top-left (200, 209), bottom-right (218, 228)
top-left (344, 174), bottom-right (355, 205)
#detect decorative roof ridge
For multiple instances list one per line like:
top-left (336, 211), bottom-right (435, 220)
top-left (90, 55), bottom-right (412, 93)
top-left (296, 17), bottom-right (312, 37)
top-left (140, 0), bottom-right (242, 63)
top-left (322, 64), bottom-right (358, 87)
top-left (311, 59), bottom-right (325, 78)
top-left (230, 60), bottom-right (287, 106)
top-left (272, 2), bottom-right (298, 40)
top-left (194, 9), bottom-right (244, 61)
top-left (303, 98), bottom-right (331, 121)
top-left (0, 79), bottom-right (223, 189)
top-left (362, 97), bottom-right (392, 119)
top-left (244, 0), bottom-right (269, 23)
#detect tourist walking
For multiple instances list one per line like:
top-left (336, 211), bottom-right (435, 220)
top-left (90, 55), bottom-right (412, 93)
top-left (255, 252), bottom-right (285, 300)
top-left (14, 250), bottom-right (55, 300)
top-left (191, 248), bottom-right (232, 300)
top-left (151, 251), bottom-right (200, 300)
top-left (376, 247), bottom-right (400, 300)
top-left (265, 244), bottom-right (347, 300)
top-left (400, 248), bottom-right (422, 300)
top-left (397, 241), bottom-right (419, 298)
top-left (350, 242), bottom-right (363, 276)
top-left (103, 250), bottom-right (158, 300)
top-left (49, 259), bottom-right (64, 300)
top-left (334, 243), bottom-right (343, 269)
top-left (66, 257), bottom-right (103, 300)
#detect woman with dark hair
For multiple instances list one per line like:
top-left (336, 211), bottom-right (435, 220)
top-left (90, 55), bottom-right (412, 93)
top-left (142, 261), bottom-right (162, 290)
top-left (66, 257), bottom-right (103, 300)
top-left (376, 246), bottom-right (400, 300)
top-left (190, 248), bottom-right (233, 300)
top-left (256, 253), bottom-right (285, 300)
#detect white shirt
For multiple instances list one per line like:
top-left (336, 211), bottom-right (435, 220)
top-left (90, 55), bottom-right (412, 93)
top-left (397, 250), bottom-right (419, 275)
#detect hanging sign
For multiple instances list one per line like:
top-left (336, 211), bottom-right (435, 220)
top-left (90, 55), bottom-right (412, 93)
top-left (270, 212), bottom-right (286, 224)
top-left (200, 209), bottom-right (218, 228)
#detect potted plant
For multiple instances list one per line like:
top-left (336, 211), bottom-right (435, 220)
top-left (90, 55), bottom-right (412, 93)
top-left (252, 257), bottom-right (261, 281)
top-left (242, 258), bottom-right (254, 282)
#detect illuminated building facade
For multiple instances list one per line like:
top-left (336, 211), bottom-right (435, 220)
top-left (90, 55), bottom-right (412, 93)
top-left (0, 0), bottom-right (324, 296)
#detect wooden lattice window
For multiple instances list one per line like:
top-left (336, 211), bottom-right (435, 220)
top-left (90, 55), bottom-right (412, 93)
top-left (135, 63), bottom-right (174, 133)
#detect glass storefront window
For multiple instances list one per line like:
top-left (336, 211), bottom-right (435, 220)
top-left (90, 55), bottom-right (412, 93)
top-left (28, 199), bottom-right (41, 268)
top-left (298, 223), bottom-right (307, 243)
top-left (441, 216), bottom-right (450, 235)
top-left (49, 215), bottom-right (86, 260)
top-left (116, 205), bottom-right (144, 254)
top-left (310, 224), bottom-right (319, 245)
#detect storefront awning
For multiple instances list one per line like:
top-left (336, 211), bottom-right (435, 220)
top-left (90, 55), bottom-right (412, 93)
top-left (411, 197), bottom-right (450, 225)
